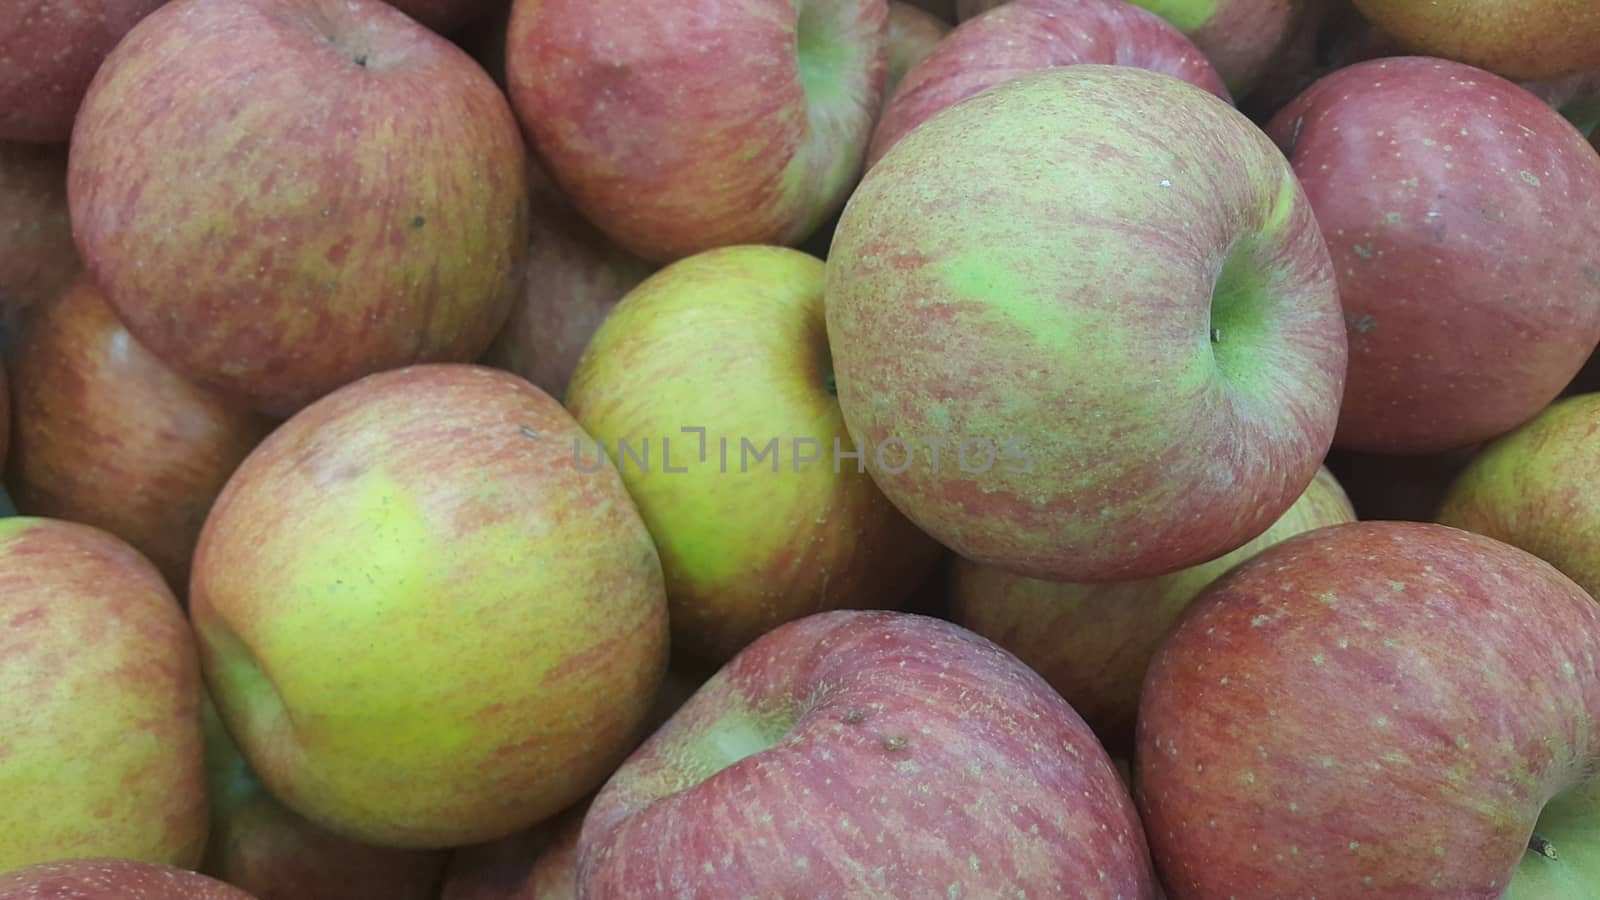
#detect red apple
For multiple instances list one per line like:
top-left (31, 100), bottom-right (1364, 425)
top-left (884, 1), bottom-right (951, 105)
top-left (578, 610), bottom-right (1159, 897)
top-left (0, 518), bottom-right (208, 872)
top-left (7, 277), bottom-right (272, 591)
top-left (67, 0), bottom-right (529, 416)
top-left (1267, 57), bottom-right (1600, 454)
top-left (869, 0), bottom-right (1228, 167)
top-left (1137, 521), bottom-right (1600, 897)
top-left (1353, 0), bottom-right (1600, 81)
top-left (952, 466), bottom-right (1355, 756)
top-left (0, 142), bottom-right (77, 351)
top-left (957, 0), bottom-right (1303, 96)
top-left (481, 166), bottom-right (656, 400)
top-left (202, 696), bottom-right (447, 900)
top-left (0, 0), bottom-right (166, 143)
top-left (505, 0), bottom-right (888, 262)
top-left (0, 859), bottom-right (256, 900)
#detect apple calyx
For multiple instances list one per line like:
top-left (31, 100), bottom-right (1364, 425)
top-left (1528, 833), bottom-right (1558, 861)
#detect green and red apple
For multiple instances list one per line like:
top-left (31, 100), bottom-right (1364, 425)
top-left (1437, 393), bottom-right (1600, 600)
top-left (870, 0), bottom-right (1229, 167)
top-left (68, 0), bottom-right (528, 416)
top-left (506, 0), bottom-right (888, 262)
top-left (191, 365), bottom-right (670, 848)
top-left (827, 65), bottom-right (1346, 582)
top-left (0, 518), bottom-right (207, 873)
top-left (952, 465), bottom-right (1354, 755)
top-left (8, 277), bottom-right (272, 591)
top-left (1138, 521), bottom-right (1600, 897)
top-left (567, 245), bottom-right (943, 663)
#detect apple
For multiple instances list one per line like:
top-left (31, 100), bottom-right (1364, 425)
top-left (1353, 0), bottom-right (1600, 81)
top-left (0, 517), bottom-right (207, 873)
top-left (567, 246), bottom-right (942, 663)
top-left (0, 142), bottom-right (77, 351)
top-left (0, 0), bottom-right (166, 143)
top-left (439, 666), bottom-right (705, 899)
top-left (884, 1), bottom-right (951, 106)
top-left (7, 276), bottom-right (272, 591)
top-left (481, 166), bottom-right (656, 400)
top-left (952, 465), bottom-right (1354, 756)
top-left (1436, 393), bottom-right (1600, 601)
top-left (0, 859), bottom-right (256, 900)
top-left (1322, 444), bottom-right (1478, 522)
top-left (505, 0), bottom-right (887, 263)
top-left (869, 0), bottom-right (1229, 167)
top-left (1267, 57), bottom-right (1600, 455)
top-left (826, 65), bottom-right (1346, 582)
top-left (578, 610), bottom-right (1160, 897)
top-left (957, 0), bottom-right (1303, 96)
top-left (191, 364), bottom-right (669, 848)
top-left (67, 0), bottom-right (528, 417)
top-left (202, 695), bottom-right (447, 900)
top-left (1137, 520), bottom-right (1600, 897)
top-left (1524, 70), bottom-right (1600, 142)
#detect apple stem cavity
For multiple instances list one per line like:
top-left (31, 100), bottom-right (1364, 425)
top-left (1528, 833), bottom-right (1559, 860)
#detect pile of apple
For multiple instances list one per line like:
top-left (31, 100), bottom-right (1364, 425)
top-left (4, 0), bottom-right (1600, 896)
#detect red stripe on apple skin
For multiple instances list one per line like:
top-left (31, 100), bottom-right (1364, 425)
top-left (829, 66), bottom-right (1345, 583)
top-left (1266, 57), bottom-right (1600, 456)
top-left (68, 0), bottom-right (529, 418)
top-left (1137, 521), bottom-right (1600, 898)
top-left (506, 0), bottom-right (887, 263)
top-left (580, 610), bottom-right (1157, 897)
top-left (869, 0), bottom-right (1229, 167)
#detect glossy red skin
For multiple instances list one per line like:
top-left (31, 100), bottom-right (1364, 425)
top-left (0, 0), bottom-right (166, 143)
top-left (0, 519), bottom-right (209, 871)
top-left (0, 859), bottom-right (256, 900)
top-left (8, 278), bottom-right (271, 591)
top-left (1137, 521), bottom-right (1600, 898)
top-left (505, 0), bottom-right (887, 263)
top-left (957, 0), bottom-right (1299, 94)
top-left (869, 0), bottom-right (1228, 166)
top-left (68, 0), bottom-right (528, 417)
top-left (1268, 57), bottom-right (1600, 454)
top-left (0, 142), bottom-right (78, 350)
top-left (482, 166), bottom-right (656, 400)
top-left (579, 611), bottom-right (1158, 898)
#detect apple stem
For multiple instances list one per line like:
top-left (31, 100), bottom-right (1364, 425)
top-left (1528, 833), bottom-right (1558, 861)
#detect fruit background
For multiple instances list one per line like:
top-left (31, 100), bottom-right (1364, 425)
top-left (2, 0), bottom-right (1599, 897)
